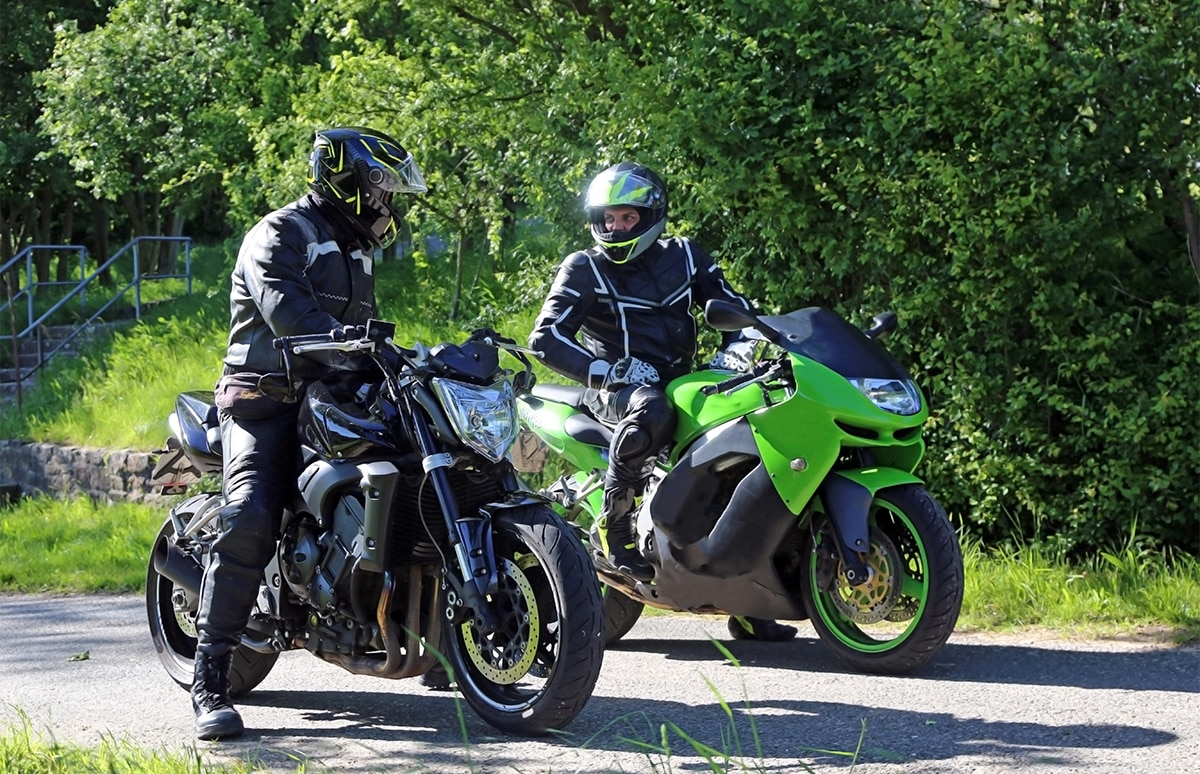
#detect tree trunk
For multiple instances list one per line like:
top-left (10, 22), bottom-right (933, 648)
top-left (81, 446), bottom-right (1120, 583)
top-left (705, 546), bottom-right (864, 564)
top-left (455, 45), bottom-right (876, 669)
top-left (1183, 193), bottom-right (1200, 293)
top-left (450, 228), bottom-right (464, 321)
top-left (92, 197), bottom-right (113, 288)
top-left (34, 182), bottom-right (53, 283)
top-left (56, 198), bottom-right (76, 282)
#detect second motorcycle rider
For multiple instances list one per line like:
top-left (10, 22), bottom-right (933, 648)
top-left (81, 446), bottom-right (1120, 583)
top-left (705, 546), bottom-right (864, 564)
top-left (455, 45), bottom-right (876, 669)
top-left (192, 127), bottom-right (427, 741)
top-left (527, 161), bottom-right (798, 644)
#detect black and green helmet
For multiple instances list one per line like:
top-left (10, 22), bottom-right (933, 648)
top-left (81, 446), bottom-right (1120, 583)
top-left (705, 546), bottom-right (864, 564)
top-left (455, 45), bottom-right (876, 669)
top-left (308, 127), bottom-right (427, 248)
top-left (584, 162), bottom-right (668, 264)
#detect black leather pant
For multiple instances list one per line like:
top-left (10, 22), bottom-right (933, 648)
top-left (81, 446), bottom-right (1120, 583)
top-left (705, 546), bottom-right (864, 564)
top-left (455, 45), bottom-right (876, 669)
top-left (586, 383), bottom-right (677, 497)
top-left (195, 407), bottom-right (300, 656)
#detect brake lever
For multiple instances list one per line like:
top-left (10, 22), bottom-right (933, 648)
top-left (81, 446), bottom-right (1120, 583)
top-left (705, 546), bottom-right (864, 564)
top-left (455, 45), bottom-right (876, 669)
top-left (699, 362), bottom-right (780, 397)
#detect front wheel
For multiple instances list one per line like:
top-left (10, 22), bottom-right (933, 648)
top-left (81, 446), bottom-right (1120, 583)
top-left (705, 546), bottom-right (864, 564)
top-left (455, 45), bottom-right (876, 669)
top-left (801, 485), bottom-right (963, 675)
top-left (145, 511), bottom-right (278, 696)
top-left (448, 504), bottom-right (605, 736)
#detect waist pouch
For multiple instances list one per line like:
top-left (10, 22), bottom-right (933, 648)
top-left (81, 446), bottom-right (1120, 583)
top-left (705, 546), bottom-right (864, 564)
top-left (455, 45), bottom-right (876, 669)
top-left (214, 371), bottom-right (301, 420)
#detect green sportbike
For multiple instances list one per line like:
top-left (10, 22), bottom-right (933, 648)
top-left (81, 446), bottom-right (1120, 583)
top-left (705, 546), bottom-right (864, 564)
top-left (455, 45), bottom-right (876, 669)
top-left (515, 300), bottom-right (963, 674)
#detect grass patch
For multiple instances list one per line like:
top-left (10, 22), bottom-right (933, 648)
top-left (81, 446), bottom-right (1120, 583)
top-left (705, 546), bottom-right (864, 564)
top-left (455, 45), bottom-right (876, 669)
top-left (959, 533), bottom-right (1200, 643)
top-left (0, 496), bottom-right (163, 593)
top-left (0, 713), bottom-right (306, 774)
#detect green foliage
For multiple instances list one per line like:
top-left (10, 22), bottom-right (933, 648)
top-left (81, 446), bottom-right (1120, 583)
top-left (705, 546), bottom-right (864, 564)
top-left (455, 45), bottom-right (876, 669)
top-left (37, 1), bottom-right (267, 221)
top-left (7, 0), bottom-right (1199, 555)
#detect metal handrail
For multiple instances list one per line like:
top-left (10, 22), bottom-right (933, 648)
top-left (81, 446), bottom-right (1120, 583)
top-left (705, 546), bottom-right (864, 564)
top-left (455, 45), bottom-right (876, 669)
top-left (0, 246), bottom-right (91, 327)
top-left (2, 236), bottom-right (193, 390)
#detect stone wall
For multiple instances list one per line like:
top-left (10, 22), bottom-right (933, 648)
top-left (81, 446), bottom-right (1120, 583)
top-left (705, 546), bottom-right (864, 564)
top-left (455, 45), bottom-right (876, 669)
top-left (0, 440), bottom-right (165, 504)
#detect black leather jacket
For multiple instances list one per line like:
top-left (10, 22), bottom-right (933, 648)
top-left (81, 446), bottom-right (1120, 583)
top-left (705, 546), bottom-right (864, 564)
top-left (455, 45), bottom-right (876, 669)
top-left (224, 193), bottom-right (377, 379)
top-left (528, 237), bottom-right (754, 384)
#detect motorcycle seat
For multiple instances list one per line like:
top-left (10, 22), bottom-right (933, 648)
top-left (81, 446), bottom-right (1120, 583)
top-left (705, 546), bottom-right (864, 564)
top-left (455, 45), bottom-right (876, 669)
top-left (531, 382), bottom-right (612, 447)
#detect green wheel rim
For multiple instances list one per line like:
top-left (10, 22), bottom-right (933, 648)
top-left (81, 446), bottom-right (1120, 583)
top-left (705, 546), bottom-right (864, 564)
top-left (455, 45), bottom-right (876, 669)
top-left (809, 498), bottom-right (929, 653)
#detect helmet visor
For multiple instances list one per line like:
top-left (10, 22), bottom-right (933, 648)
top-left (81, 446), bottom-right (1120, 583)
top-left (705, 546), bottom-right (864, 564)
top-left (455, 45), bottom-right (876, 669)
top-left (586, 169), bottom-right (661, 210)
top-left (366, 154), bottom-right (428, 194)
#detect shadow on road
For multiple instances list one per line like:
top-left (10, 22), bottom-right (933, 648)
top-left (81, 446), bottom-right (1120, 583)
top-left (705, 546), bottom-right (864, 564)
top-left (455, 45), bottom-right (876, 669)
top-left (609, 632), bottom-right (1200, 693)
top-left (233, 682), bottom-right (1179, 773)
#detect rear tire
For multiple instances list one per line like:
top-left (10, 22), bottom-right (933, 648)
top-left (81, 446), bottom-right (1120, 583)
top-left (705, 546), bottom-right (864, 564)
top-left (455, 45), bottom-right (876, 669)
top-left (448, 504), bottom-right (604, 736)
top-left (602, 586), bottom-right (644, 646)
top-left (145, 510), bottom-right (278, 697)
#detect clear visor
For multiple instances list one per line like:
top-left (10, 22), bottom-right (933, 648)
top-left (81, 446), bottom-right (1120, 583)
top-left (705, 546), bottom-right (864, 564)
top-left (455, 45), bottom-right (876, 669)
top-left (586, 170), bottom-right (660, 209)
top-left (366, 155), bottom-right (428, 194)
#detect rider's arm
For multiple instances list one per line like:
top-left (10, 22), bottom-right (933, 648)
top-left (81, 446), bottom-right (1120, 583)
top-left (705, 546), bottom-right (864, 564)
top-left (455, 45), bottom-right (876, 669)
top-left (686, 239), bottom-right (757, 348)
top-left (528, 251), bottom-right (602, 385)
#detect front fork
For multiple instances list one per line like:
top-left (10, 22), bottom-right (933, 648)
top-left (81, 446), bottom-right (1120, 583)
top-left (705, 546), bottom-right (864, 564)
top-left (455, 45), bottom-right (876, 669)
top-left (816, 468), bottom-right (922, 587)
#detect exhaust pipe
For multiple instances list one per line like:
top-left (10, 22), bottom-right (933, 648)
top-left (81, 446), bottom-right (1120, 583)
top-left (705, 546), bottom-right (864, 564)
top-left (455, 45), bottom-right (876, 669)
top-left (152, 534), bottom-right (204, 597)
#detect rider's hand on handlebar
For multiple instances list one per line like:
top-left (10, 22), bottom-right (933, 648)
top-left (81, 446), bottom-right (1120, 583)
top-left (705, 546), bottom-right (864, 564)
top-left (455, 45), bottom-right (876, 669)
top-left (708, 339), bottom-right (756, 372)
top-left (587, 357), bottom-right (660, 391)
top-left (333, 324), bottom-right (366, 342)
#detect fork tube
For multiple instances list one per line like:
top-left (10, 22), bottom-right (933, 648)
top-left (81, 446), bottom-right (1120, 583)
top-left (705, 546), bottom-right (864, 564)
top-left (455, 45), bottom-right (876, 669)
top-left (401, 389), bottom-right (500, 632)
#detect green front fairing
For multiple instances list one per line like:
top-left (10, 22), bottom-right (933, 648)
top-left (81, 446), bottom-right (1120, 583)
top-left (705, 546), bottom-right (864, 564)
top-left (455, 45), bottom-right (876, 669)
top-left (666, 356), bottom-right (928, 514)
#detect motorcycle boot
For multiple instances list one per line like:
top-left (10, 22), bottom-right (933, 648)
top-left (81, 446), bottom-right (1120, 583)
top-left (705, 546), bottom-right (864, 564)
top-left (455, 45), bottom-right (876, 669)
top-left (727, 615), bottom-right (798, 642)
top-left (598, 485), bottom-right (654, 581)
top-left (192, 648), bottom-right (243, 740)
top-left (192, 541), bottom-right (263, 741)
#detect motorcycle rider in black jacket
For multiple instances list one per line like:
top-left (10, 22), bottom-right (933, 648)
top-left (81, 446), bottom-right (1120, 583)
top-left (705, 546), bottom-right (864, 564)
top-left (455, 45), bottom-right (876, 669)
top-left (191, 127), bottom-right (426, 741)
top-left (528, 162), bottom-right (797, 644)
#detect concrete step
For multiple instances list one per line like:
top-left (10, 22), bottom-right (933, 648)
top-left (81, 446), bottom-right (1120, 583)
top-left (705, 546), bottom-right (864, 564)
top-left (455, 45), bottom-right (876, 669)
top-left (1, 321), bottom-right (121, 387)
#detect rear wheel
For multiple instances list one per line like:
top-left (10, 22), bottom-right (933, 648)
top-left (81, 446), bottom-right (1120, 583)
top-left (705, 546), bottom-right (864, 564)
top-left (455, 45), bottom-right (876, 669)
top-left (601, 586), bottom-right (644, 646)
top-left (801, 485), bottom-right (962, 674)
top-left (448, 504), bottom-right (604, 736)
top-left (145, 509), bottom-right (278, 697)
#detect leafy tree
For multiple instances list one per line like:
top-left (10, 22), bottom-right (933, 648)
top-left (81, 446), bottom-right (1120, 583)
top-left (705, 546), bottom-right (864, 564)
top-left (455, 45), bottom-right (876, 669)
top-left (37, 0), bottom-right (269, 269)
top-left (1, 1), bottom-right (111, 276)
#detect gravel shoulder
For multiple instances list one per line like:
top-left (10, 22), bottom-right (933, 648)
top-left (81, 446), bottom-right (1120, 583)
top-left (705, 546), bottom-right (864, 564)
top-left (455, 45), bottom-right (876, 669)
top-left (1, 592), bottom-right (1197, 773)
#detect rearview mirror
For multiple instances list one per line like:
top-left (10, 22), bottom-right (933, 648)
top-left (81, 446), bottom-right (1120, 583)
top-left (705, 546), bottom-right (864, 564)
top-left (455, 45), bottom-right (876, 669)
top-left (704, 299), bottom-right (759, 332)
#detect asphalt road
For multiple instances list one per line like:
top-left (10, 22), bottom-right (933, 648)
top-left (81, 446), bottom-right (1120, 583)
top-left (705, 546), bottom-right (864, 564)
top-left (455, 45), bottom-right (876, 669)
top-left (1, 593), bottom-right (1197, 773)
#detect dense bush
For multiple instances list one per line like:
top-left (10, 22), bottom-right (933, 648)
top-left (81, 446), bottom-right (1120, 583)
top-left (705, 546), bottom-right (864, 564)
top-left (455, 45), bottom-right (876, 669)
top-left (12, 0), bottom-right (1198, 556)
top-left (575, 1), bottom-right (1200, 556)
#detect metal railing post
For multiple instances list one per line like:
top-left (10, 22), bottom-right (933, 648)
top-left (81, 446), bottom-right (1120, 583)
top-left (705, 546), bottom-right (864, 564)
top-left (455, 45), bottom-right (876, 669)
top-left (24, 250), bottom-right (34, 331)
top-left (185, 240), bottom-right (193, 295)
top-left (79, 248), bottom-right (89, 316)
top-left (133, 237), bottom-right (142, 320)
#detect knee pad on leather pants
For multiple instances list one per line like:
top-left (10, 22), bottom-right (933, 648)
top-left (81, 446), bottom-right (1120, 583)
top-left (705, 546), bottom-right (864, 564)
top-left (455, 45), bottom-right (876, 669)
top-left (606, 386), bottom-right (676, 487)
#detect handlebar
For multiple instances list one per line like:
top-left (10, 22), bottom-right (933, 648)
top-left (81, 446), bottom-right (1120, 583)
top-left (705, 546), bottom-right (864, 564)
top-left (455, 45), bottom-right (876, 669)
top-left (272, 321), bottom-right (537, 391)
top-left (700, 368), bottom-right (766, 396)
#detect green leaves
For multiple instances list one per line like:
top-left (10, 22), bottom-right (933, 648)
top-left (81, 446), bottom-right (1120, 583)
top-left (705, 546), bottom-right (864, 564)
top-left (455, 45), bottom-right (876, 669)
top-left (9, 0), bottom-right (1199, 555)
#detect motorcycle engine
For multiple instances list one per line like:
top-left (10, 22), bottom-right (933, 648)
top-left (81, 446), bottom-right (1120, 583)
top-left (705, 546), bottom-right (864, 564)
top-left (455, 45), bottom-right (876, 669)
top-left (279, 494), bottom-right (368, 613)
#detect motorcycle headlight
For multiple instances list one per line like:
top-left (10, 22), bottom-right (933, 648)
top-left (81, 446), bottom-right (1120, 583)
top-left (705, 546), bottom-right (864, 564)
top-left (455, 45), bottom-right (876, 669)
top-left (848, 377), bottom-right (922, 416)
top-left (431, 377), bottom-right (518, 461)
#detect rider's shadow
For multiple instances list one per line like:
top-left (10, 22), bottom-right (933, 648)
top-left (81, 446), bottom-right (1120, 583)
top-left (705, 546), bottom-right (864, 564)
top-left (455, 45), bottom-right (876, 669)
top-left (233, 681), bottom-right (1181, 771)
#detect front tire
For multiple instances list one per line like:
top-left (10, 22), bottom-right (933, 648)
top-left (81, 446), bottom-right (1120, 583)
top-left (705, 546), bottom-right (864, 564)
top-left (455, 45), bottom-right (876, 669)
top-left (448, 504), bottom-right (604, 736)
top-left (801, 485), bottom-right (962, 674)
top-left (145, 511), bottom-right (278, 697)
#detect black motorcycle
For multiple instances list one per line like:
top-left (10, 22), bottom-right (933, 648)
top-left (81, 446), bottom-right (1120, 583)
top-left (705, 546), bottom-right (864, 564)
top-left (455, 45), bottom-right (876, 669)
top-left (146, 321), bottom-right (604, 735)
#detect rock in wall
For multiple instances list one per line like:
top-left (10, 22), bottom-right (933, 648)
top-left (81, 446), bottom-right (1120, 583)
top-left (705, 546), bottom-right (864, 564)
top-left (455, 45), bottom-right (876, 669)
top-left (0, 440), bottom-right (167, 504)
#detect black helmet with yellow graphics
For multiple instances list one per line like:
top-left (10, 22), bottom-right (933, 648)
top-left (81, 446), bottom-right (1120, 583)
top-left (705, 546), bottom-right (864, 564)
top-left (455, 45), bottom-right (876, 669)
top-left (308, 127), bottom-right (427, 248)
top-left (584, 162), bottom-right (668, 264)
